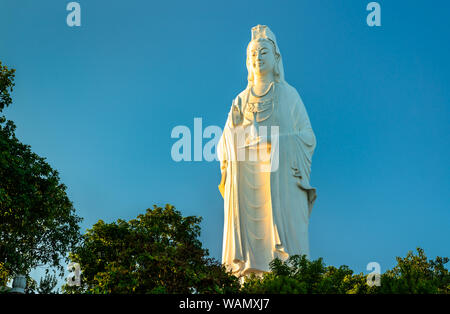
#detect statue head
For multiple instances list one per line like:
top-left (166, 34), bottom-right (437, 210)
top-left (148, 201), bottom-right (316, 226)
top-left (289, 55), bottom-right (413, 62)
top-left (246, 25), bottom-right (284, 84)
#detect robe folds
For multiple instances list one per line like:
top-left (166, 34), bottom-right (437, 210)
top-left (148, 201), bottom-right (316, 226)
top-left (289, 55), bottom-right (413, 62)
top-left (218, 82), bottom-right (317, 276)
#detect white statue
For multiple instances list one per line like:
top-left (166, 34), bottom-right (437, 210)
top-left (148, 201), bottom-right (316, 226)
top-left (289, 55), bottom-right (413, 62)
top-left (217, 25), bottom-right (317, 278)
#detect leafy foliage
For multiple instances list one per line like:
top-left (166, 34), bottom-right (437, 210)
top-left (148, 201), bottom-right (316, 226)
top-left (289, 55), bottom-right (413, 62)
top-left (0, 61), bottom-right (82, 283)
top-left (241, 248), bottom-right (449, 294)
top-left (0, 262), bottom-right (9, 287)
top-left (64, 207), bottom-right (448, 295)
top-left (0, 61), bottom-right (15, 113)
top-left (63, 204), bottom-right (240, 294)
top-left (378, 248), bottom-right (450, 294)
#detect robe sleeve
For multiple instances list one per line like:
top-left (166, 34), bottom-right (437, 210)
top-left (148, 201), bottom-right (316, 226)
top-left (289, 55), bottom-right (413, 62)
top-left (217, 105), bottom-right (233, 198)
top-left (218, 94), bottom-right (245, 198)
top-left (290, 90), bottom-right (317, 214)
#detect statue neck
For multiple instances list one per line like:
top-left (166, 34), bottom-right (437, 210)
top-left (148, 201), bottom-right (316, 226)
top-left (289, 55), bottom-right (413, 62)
top-left (253, 73), bottom-right (275, 94)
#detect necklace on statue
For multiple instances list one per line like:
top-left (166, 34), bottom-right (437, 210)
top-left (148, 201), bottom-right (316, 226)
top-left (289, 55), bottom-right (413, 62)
top-left (250, 81), bottom-right (274, 98)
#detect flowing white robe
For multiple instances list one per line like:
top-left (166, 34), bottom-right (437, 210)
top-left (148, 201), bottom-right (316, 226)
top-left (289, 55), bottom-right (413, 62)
top-left (218, 82), bottom-right (317, 276)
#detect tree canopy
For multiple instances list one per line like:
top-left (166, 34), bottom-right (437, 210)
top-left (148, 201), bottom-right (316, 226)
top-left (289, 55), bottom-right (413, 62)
top-left (64, 202), bottom-right (449, 294)
top-left (63, 204), bottom-right (239, 294)
top-left (0, 61), bottom-right (82, 284)
top-left (241, 248), bottom-right (449, 294)
top-left (0, 61), bottom-right (15, 112)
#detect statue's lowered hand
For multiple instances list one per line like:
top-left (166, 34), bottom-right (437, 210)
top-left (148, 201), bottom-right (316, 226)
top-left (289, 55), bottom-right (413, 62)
top-left (218, 169), bottom-right (227, 198)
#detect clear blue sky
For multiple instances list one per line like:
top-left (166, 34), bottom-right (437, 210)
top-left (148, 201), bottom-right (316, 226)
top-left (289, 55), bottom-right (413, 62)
top-left (1, 0), bottom-right (449, 281)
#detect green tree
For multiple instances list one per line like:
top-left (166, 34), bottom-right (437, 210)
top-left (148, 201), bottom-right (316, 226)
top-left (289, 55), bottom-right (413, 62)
top-left (241, 249), bottom-right (449, 294)
top-left (241, 255), bottom-right (344, 294)
top-left (0, 61), bottom-right (15, 112)
top-left (63, 204), bottom-right (239, 294)
top-left (379, 248), bottom-right (450, 294)
top-left (0, 61), bottom-right (82, 285)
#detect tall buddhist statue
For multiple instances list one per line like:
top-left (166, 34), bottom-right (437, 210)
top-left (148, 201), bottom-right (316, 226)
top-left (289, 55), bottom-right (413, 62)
top-left (218, 25), bottom-right (317, 278)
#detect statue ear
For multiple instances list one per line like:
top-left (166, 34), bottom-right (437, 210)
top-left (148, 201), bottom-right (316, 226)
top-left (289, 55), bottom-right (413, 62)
top-left (274, 58), bottom-right (280, 81)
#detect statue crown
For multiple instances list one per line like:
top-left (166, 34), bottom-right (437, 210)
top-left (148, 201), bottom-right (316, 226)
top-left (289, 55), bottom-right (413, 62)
top-left (251, 25), bottom-right (277, 43)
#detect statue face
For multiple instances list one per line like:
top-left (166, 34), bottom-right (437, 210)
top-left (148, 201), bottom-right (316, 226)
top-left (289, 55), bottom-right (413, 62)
top-left (248, 40), bottom-right (276, 79)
